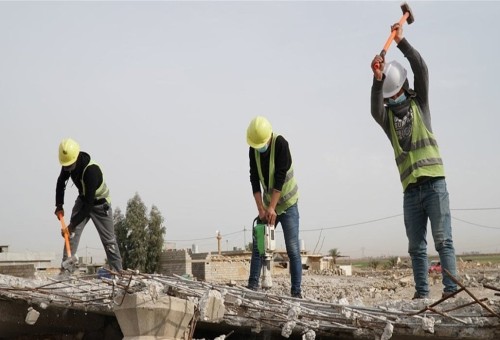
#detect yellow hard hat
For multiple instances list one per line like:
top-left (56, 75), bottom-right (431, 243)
top-left (246, 116), bottom-right (272, 149)
top-left (58, 138), bottom-right (80, 166)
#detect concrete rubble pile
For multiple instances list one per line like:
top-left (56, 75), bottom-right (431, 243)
top-left (0, 270), bottom-right (500, 339)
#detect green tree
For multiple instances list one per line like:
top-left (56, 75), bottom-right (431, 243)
top-left (115, 193), bottom-right (165, 273)
top-left (145, 205), bottom-right (166, 273)
top-left (125, 193), bottom-right (148, 271)
top-left (113, 208), bottom-right (129, 269)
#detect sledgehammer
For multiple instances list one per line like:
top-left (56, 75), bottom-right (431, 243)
top-left (374, 2), bottom-right (415, 69)
top-left (57, 212), bottom-right (77, 272)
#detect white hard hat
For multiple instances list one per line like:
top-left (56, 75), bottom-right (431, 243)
top-left (382, 60), bottom-right (407, 98)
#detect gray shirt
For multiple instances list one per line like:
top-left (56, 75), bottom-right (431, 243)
top-left (371, 38), bottom-right (431, 152)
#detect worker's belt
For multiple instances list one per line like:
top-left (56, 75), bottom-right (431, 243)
top-left (94, 198), bottom-right (108, 205)
top-left (405, 176), bottom-right (444, 192)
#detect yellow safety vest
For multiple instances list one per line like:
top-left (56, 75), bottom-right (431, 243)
top-left (388, 100), bottom-right (445, 191)
top-left (81, 160), bottom-right (111, 204)
top-left (255, 134), bottom-right (299, 215)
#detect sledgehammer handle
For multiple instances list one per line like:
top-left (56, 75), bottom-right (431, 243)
top-left (381, 12), bottom-right (410, 56)
top-left (375, 11), bottom-right (411, 69)
top-left (57, 212), bottom-right (72, 258)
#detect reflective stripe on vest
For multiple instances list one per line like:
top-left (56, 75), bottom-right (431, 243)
top-left (81, 160), bottom-right (111, 203)
top-left (389, 100), bottom-right (445, 191)
top-left (255, 134), bottom-right (299, 215)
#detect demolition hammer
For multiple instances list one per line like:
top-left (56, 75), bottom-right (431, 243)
top-left (253, 218), bottom-right (276, 289)
top-left (374, 2), bottom-right (415, 69)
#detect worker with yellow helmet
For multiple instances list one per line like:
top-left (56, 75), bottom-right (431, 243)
top-left (246, 116), bottom-right (302, 298)
top-left (55, 138), bottom-right (123, 275)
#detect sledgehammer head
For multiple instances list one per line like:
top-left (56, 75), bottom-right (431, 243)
top-left (401, 2), bottom-right (415, 24)
top-left (62, 256), bottom-right (79, 273)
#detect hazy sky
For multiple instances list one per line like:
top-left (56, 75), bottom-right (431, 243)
top-left (1, 1), bottom-right (499, 263)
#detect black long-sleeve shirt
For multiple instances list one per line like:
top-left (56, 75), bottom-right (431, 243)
top-left (55, 151), bottom-right (104, 227)
top-left (249, 134), bottom-right (292, 193)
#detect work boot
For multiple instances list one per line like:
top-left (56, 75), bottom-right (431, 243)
top-left (442, 291), bottom-right (457, 299)
top-left (291, 291), bottom-right (303, 299)
top-left (246, 285), bottom-right (258, 291)
top-left (412, 292), bottom-right (429, 300)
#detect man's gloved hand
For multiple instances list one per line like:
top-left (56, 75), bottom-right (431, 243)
top-left (61, 223), bottom-right (75, 239)
top-left (55, 205), bottom-right (64, 220)
top-left (371, 55), bottom-right (384, 81)
top-left (67, 223), bottom-right (75, 234)
top-left (255, 216), bottom-right (267, 224)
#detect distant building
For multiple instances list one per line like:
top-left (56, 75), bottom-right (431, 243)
top-left (0, 245), bottom-right (57, 278)
top-left (0, 246), bottom-right (55, 269)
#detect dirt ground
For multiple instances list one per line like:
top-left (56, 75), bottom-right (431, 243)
top-left (236, 262), bottom-right (500, 307)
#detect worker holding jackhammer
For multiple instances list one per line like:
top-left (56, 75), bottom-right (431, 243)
top-left (246, 116), bottom-right (302, 298)
top-left (370, 23), bottom-right (458, 299)
top-left (55, 138), bottom-right (123, 275)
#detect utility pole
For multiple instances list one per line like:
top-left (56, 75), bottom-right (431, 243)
top-left (243, 226), bottom-right (247, 250)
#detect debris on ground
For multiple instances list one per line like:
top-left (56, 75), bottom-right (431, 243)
top-left (0, 266), bottom-right (499, 339)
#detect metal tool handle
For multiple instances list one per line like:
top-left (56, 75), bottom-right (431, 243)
top-left (374, 11), bottom-right (410, 70)
top-left (57, 212), bottom-right (72, 258)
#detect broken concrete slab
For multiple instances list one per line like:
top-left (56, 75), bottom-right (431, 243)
top-left (114, 291), bottom-right (195, 340)
top-left (199, 289), bottom-right (225, 322)
top-left (1, 270), bottom-right (500, 339)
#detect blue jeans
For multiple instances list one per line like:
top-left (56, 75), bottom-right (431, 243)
top-left (248, 203), bottom-right (302, 295)
top-left (404, 178), bottom-right (457, 295)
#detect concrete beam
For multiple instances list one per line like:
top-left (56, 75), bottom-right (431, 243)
top-left (114, 292), bottom-right (195, 340)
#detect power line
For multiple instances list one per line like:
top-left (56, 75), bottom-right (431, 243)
top-left (166, 214), bottom-right (404, 242)
top-left (168, 229), bottom-right (244, 242)
top-left (300, 214), bottom-right (403, 233)
top-left (85, 246), bottom-right (105, 251)
top-left (452, 207), bottom-right (500, 211)
top-left (164, 207), bottom-right (499, 243)
top-left (452, 216), bottom-right (500, 230)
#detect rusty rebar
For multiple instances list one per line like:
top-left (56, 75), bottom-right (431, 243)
top-left (444, 268), bottom-right (500, 319)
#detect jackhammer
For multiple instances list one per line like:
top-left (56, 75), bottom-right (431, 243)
top-left (253, 218), bottom-right (276, 289)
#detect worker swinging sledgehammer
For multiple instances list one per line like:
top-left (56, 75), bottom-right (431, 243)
top-left (370, 2), bottom-right (458, 299)
top-left (54, 138), bottom-right (123, 276)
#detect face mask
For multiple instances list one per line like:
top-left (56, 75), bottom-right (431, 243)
top-left (63, 163), bottom-right (76, 172)
top-left (388, 92), bottom-right (406, 105)
top-left (257, 144), bottom-right (269, 153)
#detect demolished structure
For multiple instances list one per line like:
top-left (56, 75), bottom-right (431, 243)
top-left (1, 269), bottom-right (500, 339)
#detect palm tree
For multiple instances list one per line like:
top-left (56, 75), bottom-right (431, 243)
top-left (329, 248), bottom-right (341, 269)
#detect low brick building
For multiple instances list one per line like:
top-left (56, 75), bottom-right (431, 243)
top-left (158, 249), bottom-right (253, 281)
top-left (158, 249), bottom-right (192, 277)
top-left (193, 252), bottom-right (252, 282)
top-left (0, 245), bottom-right (56, 278)
top-left (157, 248), bottom-right (348, 282)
